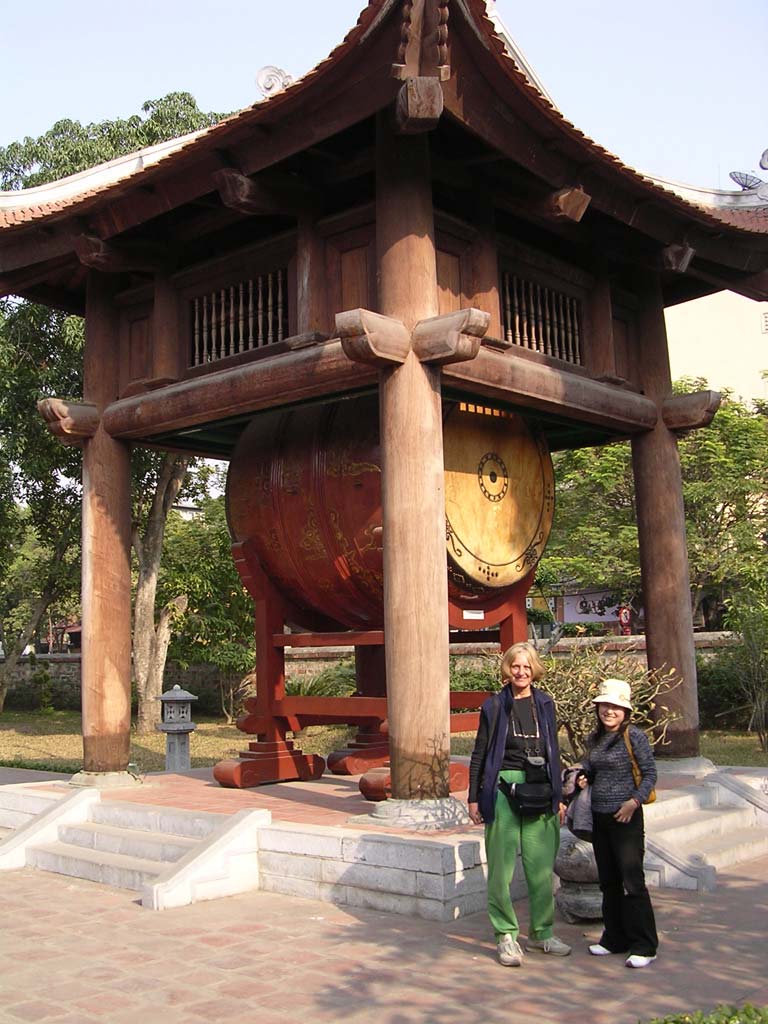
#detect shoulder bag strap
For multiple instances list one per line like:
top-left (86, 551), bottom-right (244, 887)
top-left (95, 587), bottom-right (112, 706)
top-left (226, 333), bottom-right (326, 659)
top-left (622, 728), bottom-right (642, 788)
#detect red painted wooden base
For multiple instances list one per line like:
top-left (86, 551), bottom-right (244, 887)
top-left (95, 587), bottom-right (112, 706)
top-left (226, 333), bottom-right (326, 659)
top-left (327, 729), bottom-right (390, 775)
top-left (358, 761), bottom-right (470, 802)
top-left (213, 740), bottom-right (325, 788)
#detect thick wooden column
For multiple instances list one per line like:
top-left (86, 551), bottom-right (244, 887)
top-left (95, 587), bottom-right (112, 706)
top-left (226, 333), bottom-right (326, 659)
top-left (630, 273), bottom-right (699, 756)
top-left (376, 114), bottom-right (451, 800)
top-left (80, 273), bottom-right (133, 774)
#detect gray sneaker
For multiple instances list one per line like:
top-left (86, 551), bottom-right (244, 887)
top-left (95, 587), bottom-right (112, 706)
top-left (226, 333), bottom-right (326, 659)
top-left (526, 936), bottom-right (572, 956)
top-left (497, 934), bottom-right (524, 967)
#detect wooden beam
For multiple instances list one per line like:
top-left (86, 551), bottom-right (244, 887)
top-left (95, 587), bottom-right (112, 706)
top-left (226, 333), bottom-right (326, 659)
top-left (37, 398), bottom-right (99, 445)
top-left (538, 185), bottom-right (591, 223)
top-left (395, 77), bottom-right (444, 134)
top-left (660, 243), bottom-right (696, 274)
top-left (213, 168), bottom-right (315, 217)
top-left (102, 339), bottom-right (378, 440)
top-left (73, 234), bottom-right (171, 274)
top-left (336, 308), bottom-right (411, 367)
top-left (443, 346), bottom-right (658, 433)
top-left (412, 306), bottom-right (489, 364)
top-left (662, 390), bottom-right (721, 432)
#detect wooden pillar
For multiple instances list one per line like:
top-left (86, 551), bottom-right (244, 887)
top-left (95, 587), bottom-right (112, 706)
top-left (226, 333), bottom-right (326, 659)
top-left (630, 273), bottom-right (699, 756)
top-left (376, 113), bottom-right (451, 800)
top-left (80, 273), bottom-right (133, 774)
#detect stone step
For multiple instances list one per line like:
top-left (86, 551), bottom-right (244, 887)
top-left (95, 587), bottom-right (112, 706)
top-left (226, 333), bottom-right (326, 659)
top-left (91, 801), bottom-right (226, 839)
top-left (0, 788), bottom-right (63, 830)
top-left (27, 840), bottom-right (165, 891)
top-left (0, 826), bottom-right (12, 841)
top-left (58, 822), bottom-right (198, 863)
top-left (652, 805), bottom-right (758, 847)
top-left (644, 786), bottom-right (718, 822)
top-left (682, 826), bottom-right (768, 870)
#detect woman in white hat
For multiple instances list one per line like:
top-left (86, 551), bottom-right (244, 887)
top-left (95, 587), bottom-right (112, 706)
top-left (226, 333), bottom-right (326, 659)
top-left (577, 678), bottom-right (658, 968)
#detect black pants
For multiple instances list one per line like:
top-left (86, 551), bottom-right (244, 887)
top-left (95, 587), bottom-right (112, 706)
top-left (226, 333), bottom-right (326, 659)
top-left (592, 810), bottom-right (658, 957)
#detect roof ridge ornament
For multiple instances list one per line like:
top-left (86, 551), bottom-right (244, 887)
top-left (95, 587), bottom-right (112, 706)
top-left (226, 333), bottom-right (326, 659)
top-left (255, 66), bottom-right (294, 99)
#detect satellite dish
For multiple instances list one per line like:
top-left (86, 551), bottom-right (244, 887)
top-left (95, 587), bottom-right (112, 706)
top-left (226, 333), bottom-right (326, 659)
top-left (760, 149), bottom-right (768, 171)
top-left (729, 170), bottom-right (763, 191)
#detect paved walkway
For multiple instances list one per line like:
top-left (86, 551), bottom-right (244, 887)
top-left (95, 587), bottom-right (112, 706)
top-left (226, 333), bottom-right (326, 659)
top-left (0, 768), bottom-right (766, 1024)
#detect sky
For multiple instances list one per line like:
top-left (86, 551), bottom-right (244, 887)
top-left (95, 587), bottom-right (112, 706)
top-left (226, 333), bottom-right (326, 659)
top-left (2, 0), bottom-right (766, 397)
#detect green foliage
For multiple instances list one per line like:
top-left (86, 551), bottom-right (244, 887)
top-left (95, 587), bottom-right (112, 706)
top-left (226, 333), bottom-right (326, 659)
top-left (539, 642), bottom-right (680, 764)
top-left (642, 1005), bottom-right (768, 1024)
top-left (449, 655), bottom-right (498, 692)
top-left (696, 652), bottom-right (752, 730)
top-left (285, 661), bottom-right (357, 697)
top-left (163, 496), bottom-right (255, 677)
top-left (722, 596), bottom-right (768, 750)
top-left (538, 384), bottom-right (768, 624)
top-left (560, 621), bottom-right (613, 638)
top-left (0, 93), bottom-right (222, 190)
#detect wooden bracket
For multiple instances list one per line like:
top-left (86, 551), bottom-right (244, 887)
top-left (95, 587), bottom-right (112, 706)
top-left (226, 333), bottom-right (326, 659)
top-left (412, 307), bottom-right (489, 364)
top-left (73, 234), bottom-right (171, 274)
top-left (662, 390), bottom-right (721, 433)
top-left (37, 398), bottom-right (99, 445)
top-left (336, 308), bottom-right (412, 366)
top-left (213, 168), bottom-right (315, 216)
top-left (660, 243), bottom-right (696, 274)
top-left (395, 77), bottom-right (444, 134)
top-left (539, 186), bottom-right (591, 223)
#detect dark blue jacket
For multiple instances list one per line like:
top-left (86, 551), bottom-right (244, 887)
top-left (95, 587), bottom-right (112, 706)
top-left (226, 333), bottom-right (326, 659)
top-left (476, 684), bottom-right (563, 824)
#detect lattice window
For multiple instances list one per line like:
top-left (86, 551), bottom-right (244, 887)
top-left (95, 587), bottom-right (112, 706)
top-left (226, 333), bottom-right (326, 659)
top-left (190, 268), bottom-right (287, 367)
top-left (501, 271), bottom-right (582, 366)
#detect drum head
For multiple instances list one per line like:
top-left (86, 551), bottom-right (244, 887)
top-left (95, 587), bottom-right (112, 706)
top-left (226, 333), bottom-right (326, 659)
top-left (443, 403), bottom-right (554, 589)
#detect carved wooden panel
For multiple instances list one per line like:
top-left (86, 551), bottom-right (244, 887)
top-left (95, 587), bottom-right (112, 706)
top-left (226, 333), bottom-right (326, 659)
top-left (118, 306), bottom-right (151, 395)
top-left (325, 222), bottom-right (375, 320)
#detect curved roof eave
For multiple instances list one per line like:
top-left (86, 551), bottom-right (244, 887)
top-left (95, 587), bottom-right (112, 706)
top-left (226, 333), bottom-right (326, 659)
top-left (0, 0), bottom-right (396, 235)
top-left (1, 0), bottom-right (767, 244)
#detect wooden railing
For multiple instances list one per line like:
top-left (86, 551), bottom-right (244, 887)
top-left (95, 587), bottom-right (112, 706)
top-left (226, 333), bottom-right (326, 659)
top-left (501, 271), bottom-right (582, 366)
top-left (190, 268), bottom-right (287, 367)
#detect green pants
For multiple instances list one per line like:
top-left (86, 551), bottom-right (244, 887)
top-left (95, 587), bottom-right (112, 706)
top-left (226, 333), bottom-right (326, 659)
top-left (484, 769), bottom-right (560, 940)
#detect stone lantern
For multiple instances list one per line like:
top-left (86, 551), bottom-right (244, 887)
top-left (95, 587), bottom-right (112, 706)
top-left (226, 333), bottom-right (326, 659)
top-left (156, 684), bottom-right (198, 772)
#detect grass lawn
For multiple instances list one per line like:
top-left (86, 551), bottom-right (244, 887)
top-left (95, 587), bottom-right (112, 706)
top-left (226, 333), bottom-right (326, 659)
top-left (0, 710), bottom-right (766, 774)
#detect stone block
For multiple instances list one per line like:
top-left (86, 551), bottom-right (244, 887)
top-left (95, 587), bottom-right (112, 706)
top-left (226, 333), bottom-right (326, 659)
top-left (258, 850), bottom-right (323, 881)
top-left (321, 859), bottom-right (417, 896)
top-left (259, 824), bottom-right (343, 859)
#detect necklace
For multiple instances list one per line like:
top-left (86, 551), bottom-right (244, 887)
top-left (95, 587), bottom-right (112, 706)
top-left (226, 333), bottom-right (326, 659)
top-left (510, 695), bottom-right (541, 755)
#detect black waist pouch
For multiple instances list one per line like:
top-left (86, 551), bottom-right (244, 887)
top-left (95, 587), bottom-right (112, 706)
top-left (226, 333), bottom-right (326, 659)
top-left (499, 757), bottom-right (553, 816)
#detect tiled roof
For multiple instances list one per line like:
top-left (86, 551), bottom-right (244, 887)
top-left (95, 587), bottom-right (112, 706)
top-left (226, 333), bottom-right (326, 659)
top-left (1, 0), bottom-right (767, 241)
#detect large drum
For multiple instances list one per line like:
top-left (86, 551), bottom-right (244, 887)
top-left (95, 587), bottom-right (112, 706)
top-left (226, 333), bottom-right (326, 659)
top-left (226, 396), bottom-right (554, 629)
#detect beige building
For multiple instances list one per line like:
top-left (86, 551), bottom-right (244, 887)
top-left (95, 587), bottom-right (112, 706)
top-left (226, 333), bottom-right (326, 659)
top-left (666, 291), bottom-right (768, 406)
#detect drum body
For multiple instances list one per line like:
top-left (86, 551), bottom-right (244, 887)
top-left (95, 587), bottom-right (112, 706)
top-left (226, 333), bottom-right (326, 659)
top-left (226, 397), bottom-right (554, 629)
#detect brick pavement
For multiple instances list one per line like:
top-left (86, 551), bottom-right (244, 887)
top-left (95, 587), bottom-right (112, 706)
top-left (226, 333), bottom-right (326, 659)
top-left (0, 845), bottom-right (766, 1023)
top-left (1, 767), bottom-right (766, 1023)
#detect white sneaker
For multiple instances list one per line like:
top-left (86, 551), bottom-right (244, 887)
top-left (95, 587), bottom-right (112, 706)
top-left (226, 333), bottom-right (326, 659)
top-left (497, 934), bottom-right (524, 967)
top-left (626, 954), bottom-right (657, 968)
top-left (589, 943), bottom-right (614, 956)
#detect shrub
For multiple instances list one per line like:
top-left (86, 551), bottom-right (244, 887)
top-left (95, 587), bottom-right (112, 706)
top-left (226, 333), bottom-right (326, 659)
top-left (449, 655), bottom-right (498, 692)
top-left (696, 652), bottom-right (751, 730)
top-left (539, 641), bottom-right (680, 764)
top-left (285, 660), bottom-right (357, 697)
top-left (642, 1005), bottom-right (768, 1024)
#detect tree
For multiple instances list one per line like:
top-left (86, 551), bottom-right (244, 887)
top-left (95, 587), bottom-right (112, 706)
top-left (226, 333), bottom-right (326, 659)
top-left (161, 493), bottom-right (255, 722)
top-left (0, 93), bottom-right (224, 723)
top-left (539, 380), bottom-right (768, 625)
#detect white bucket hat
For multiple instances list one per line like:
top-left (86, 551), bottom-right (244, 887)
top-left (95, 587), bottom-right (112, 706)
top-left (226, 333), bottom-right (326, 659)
top-left (593, 678), bottom-right (633, 711)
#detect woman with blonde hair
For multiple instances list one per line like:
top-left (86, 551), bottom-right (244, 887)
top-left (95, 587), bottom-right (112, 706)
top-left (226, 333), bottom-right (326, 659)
top-left (468, 642), bottom-right (569, 967)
